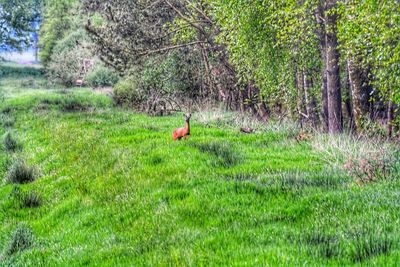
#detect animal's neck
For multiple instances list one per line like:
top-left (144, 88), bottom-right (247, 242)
top-left (185, 121), bottom-right (190, 132)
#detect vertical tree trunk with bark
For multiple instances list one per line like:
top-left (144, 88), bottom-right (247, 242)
top-left (296, 69), bottom-right (306, 125)
top-left (325, 0), bottom-right (343, 134)
top-left (303, 71), bottom-right (318, 127)
top-left (316, 5), bottom-right (329, 132)
top-left (388, 99), bottom-right (394, 137)
top-left (347, 59), bottom-right (363, 132)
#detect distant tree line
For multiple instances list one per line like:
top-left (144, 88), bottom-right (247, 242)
top-left (37, 0), bottom-right (400, 136)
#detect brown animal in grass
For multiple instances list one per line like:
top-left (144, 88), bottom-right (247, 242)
top-left (240, 127), bottom-right (254, 134)
top-left (173, 114), bottom-right (191, 140)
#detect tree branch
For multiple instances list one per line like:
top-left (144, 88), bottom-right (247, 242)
top-left (138, 41), bottom-right (206, 56)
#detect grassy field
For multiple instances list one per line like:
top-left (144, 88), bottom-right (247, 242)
top-left (0, 63), bottom-right (399, 266)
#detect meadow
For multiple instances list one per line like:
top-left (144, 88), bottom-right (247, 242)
top-left (0, 63), bottom-right (399, 266)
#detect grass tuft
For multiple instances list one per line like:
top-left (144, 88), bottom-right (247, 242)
top-left (3, 131), bottom-right (21, 152)
top-left (350, 232), bottom-right (393, 263)
top-left (21, 191), bottom-right (42, 208)
top-left (6, 159), bottom-right (36, 184)
top-left (4, 224), bottom-right (35, 256)
top-left (9, 186), bottom-right (42, 208)
top-left (192, 141), bottom-right (242, 167)
top-left (305, 232), bottom-right (341, 259)
top-left (1, 114), bottom-right (15, 128)
top-left (1, 106), bottom-right (13, 114)
top-left (61, 97), bottom-right (90, 112)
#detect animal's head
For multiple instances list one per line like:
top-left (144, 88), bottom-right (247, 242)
top-left (185, 113), bottom-right (192, 122)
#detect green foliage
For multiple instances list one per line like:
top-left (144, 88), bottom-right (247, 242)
top-left (114, 51), bottom-right (204, 113)
top-left (86, 65), bottom-right (119, 88)
top-left (113, 76), bottom-right (145, 108)
top-left (337, 0), bottom-right (400, 104)
top-left (0, 0), bottom-right (42, 50)
top-left (0, 64), bottom-right (44, 78)
top-left (6, 159), bottom-right (36, 184)
top-left (52, 28), bottom-right (89, 56)
top-left (83, 0), bottom-right (175, 72)
top-left (39, 0), bottom-right (79, 65)
top-left (210, 0), bottom-right (321, 111)
top-left (46, 41), bottom-right (92, 86)
top-left (4, 224), bottom-right (34, 256)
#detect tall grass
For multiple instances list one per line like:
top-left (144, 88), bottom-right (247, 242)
top-left (191, 141), bottom-right (243, 167)
top-left (4, 224), bottom-right (34, 256)
top-left (311, 133), bottom-right (394, 167)
top-left (5, 159), bottom-right (36, 184)
top-left (3, 131), bottom-right (21, 152)
top-left (195, 108), bottom-right (299, 136)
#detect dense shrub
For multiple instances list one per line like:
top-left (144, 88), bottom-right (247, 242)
top-left (47, 44), bottom-right (93, 86)
top-left (4, 224), bottom-right (34, 256)
top-left (86, 65), bottom-right (119, 87)
top-left (113, 76), bottom-right (146, 108)
top-left (52, 29), bottom-right (89, 56)
top-left (39, 0), bottom-right (81, 65)
top-left (6, 159), bottom-right (36, 184)
top-left (113, 51), bottom-right (204, 114)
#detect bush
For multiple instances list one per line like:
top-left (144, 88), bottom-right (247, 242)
top-left (52, 29), bottom-right (90, 56)
top-left (4, 224), bottom-right (34, 256)
top-left (47, 45), bottom-right (93, 86)
top-left (3, 131), bottom-right (21, 152)
top-left (6, 159), bottom-right (36, 184)
top-left (86, 65), bottom-right (119, 87)
top-left (113, 51), bottom-right (204, 114)
top-left (113, 76), bottom-right (146, 108)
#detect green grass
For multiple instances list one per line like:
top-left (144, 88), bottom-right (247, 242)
top-left (0, 63), bottom-right (400, 266)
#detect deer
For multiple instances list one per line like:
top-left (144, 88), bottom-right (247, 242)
top-left (173, 113), bottom-right (191, 140)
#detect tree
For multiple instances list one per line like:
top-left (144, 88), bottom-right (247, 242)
top-left (324, 0), bottom-right (343, 133)
top-left (0, 0), bottom-right (42, 50)
top-left (39, 0), bottom-right (78, 65)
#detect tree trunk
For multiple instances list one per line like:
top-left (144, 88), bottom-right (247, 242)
top-left (316, 5), bottom-right (329, 132)
top-left (388, 99), bottom-right (394, 137)
top-left (347, 59), bottom-right (363, 132)
top-left (257, 102), bottom-right (270, 122)
top-left (325, 0), bottom-right (343, 134)
top-left (296, 69), bottom-right (306, 125)
top-left (303, 71), bottom-right (318, 127)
